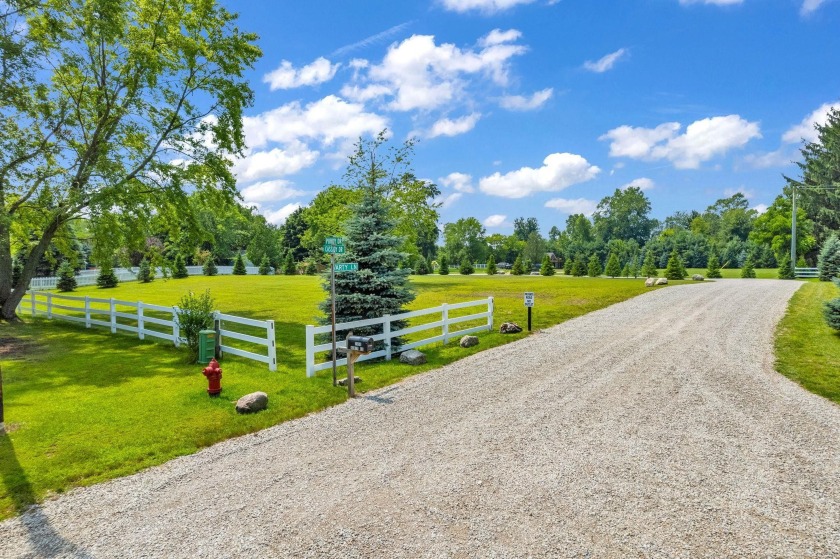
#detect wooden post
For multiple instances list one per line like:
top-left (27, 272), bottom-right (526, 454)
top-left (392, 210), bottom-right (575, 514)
top-left (347, 351), bottom-right (358, 398)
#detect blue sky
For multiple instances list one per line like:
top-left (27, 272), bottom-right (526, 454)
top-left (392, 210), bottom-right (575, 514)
top-left (230, 0), bottom-right (840, 235)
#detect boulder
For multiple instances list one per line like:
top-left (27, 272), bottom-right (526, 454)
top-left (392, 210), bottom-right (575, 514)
top-left (500, 322), bottom-right (523, 334)
top-left (337, 377), bottom-right (362, 386)
top-left (235, 391), bottom-right (268, 414)
top-left (460, 335), bottom-right (479, 348)
top-left (645, 278), bottom-right (656, 287)
top-left (399, 350), bottom-right (427, 365)
top-left (692, 274), bottom-right (705, 281)
top-left (655, 278), bottom-right (669, 286)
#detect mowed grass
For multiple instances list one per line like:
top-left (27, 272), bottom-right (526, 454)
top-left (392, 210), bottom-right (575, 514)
top-left (686, 267), bottom-right (779, 279)
top-left (775, 280), bottom-right (840, 405)
top-left (1, 273), bottom-right (669, 519)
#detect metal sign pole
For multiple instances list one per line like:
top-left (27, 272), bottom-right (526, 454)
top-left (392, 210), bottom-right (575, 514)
top-left (528, 307), bottom-right (532, 332)
top-left (331, 253), bottom-right (337, 386)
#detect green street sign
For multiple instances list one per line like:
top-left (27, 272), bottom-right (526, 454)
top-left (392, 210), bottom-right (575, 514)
top-left (334, 263), bottom-right (358, 272)
top-left (323, 244), bottom-right (346, 254)
top-left (324, 236), bottom-right (345, 246)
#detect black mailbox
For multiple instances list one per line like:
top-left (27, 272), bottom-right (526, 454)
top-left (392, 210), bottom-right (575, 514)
top-left (347, 335), bottom-right (375, 353)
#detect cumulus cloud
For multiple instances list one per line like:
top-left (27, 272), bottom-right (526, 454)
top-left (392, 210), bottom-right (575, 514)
top-left (601, 115), bottom-right (761, 169)
top-left (233, 142), bottom-right (319, 182)
top-left (621, 177), bottom-right (655, 191)
top-left (483, 214), bottom-right (508, 227)
top-left (263, 57), bottom-right (340, 90)
top-left (264, 203), bottom-right (302, 226)
top-left (742, 149), bottom-right (795, 169)
top-left (240, 180), bottom-right (305, 204)
top-left (435, 192), bottom-right (463, 208)
top-left (479, 153), bottom-right (601, 198)
top-left (544, 198), bottom-right (598, 216)
top-left (439, 0), bottom-right (537, 14)
top-left (428, 113), bottom-right (481, 138)
top-left (752, 203), bottom-right (769, 214)
top-left (583, 48), bottom-right (628, 73)
top-left (500, 88), bottom-right (553, 111)
top-left (440, 172), bottom-right (475, 193)
top-left (783, 102), bottom-right (837, 144)
top-left (800, 0), bottom-right (828, 16)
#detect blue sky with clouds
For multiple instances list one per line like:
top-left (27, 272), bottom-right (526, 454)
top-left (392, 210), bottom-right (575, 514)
top-left (230, 0), bottom-right (840, 235)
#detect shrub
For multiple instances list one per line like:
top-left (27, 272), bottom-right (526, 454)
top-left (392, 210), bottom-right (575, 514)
top-left (523, 258), bottom-right (533, 274)
top-left (741, 255), bottom-right (756, 278)
top-left (665, 250), bottom-right (685, 280)
top-left (305, 259), bottom-right (318, 275)
top-left (175, 290), bottom-right (215, 363)
top-left (203, 257), bottom-right (218, 276)
top-left (96, 264), bottom-right (118, 288)
top-left (587, 254), bottom-right (602, 277)
top-left (459, 255), bottom-right (474, 275)
top-left (282, 252), bottom-right (296, 275)
top-left (818, 234), bottom-right (840, 281)
top-left (258, 255), bottom-right (271, 275)
top-left (172, 254), bottom-right (188, 279)
top-left (137, 258), bottom-right (154, 282)
top-left (486, 255), bottom-right (497, 275)
top-left (415, 256), bottom-right (429, 275)
top-left (605, 253), bottom-right (621, 278)
top-left (641, 251), bottom-right (658, 278)
top-left (706, 253), bottom-right (722, 279)
top-left (620, 264), bottom-right (630, 278)
top-left (571, 254), bottom-right (587, 277)
top-left (232, 253), bottom-right (247, 275)
top-left (797, 256), bottom-right (807, 268)
top-left (563, 256), bottom-right (573, 275)
top-left (823, 294), bottom-right (840, 331)
top-left (777, 253), bottom-right (794, 279)
top-left (540, 254), bottom-right (555, 276)
top-left (56, 261), bottom-right (77, 292)
top-left (438, 254), bottom-right (449, 275)
top-left (511, 255), bottom-right (524, 276)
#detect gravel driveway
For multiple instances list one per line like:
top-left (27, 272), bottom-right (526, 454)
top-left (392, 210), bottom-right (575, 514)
top-left (2, 279), bottom-right (839, 558)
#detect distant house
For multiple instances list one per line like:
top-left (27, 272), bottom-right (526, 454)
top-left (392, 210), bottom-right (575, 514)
top-left (545, 252), bottom-right (562, 268)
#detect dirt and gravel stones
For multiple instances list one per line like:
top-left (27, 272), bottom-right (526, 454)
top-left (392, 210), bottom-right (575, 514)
top-left (399, 350), bottom-right (426, 365)
top-left (234, 392), bottom-right (268, 414)
top-left (2, 279), bottom-right (838, 558)
top-left (459, 335), bottom-right (479, 348)
top-left (499, 322), bottom-right (522, 334)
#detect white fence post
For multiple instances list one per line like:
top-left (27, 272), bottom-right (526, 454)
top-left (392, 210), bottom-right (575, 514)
top-left (384, 314), bottom-right (392, 361)
top-left (172, 306), bottom-right (180, 348)
top-left (305, 325), bottom-right (315, 377)
top-left (109, 298), bottom-right (116, 333)
top-left (30, 291), bottom-right (36, 317)
top-left (46, 292), bottom-right (53, 318)
top-left (442, 303), bottom-right (449, 345)
top-left (85, 296), bottom-right (91, 328)
top-left (267, 319), bottom-right (277, 372)
top-left (487, 297), bottom-right (494, 332)
top-left (137, 301), bottom-right (144, 340)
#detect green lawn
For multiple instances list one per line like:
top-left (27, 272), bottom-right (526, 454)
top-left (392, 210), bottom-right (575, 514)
top-left (686, 267), bottom-right (779, 279)
top-left (0, 273), bottom-right (670, 519)
top-left (775, 280), bottom-right (840, 405)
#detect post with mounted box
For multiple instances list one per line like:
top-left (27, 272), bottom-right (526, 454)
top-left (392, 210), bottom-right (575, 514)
top-left (336, 331), bottom-right (374, 398)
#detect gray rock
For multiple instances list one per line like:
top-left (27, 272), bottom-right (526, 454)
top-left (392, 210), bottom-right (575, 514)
top-left (399, 350), bottom-right (427, 365)
top-left (655, 278), bottom-right (669, 286)
top-left (500, 322), bottom-right (523, 334)
top-left (529, 271), bottom-right (540, 275)
top-left (460, 335), bottom-right (479, 348)
top-left (337, 376), bottom-right (362, 386)
top-left (645, 278), bottom-right (656, 287)
top-left (692, 274), bottom-right (705, 281)
top-left (235, 391), bottom-right (268, 414)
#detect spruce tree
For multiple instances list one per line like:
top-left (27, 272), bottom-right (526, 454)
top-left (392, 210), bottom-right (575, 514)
top-left (630, 256), bottom-right (640, 278)
top-left (741, 255), bottom-right (756, 278)
top-left (641, 251), bottom-right (658, 278)
top-left (258, 255), bottom-right (271, 275)
top-left (563, 255), bottom-right (573, 275)
top-left (665, 250), bottom-right (685, 280)
top-left (605, 253), bottom-right (621, 278)
top-left (282, 252), bottom-right (296, 275)
top-left (232, 253), bottom-right (247, 275)
top-left (797, 256), bottom-right (807, 268)
top-left (587, 254), bottom-right (602, 277)
top-left (56, 261), bottom-right (77, 292)
top-left (511, 255), bottom-right (524, 275)
top-left (818, 234), bottom-right (840, 281)
top-left (426, 256), bottom-right (435, 275)
top-left (620, 264), bottom-right (631, 278)
top-left (523, 258), bottom-right (533, 274)
top-left (706, 252), bottom-right (722, 279)
top-left (320, 186), bottom-right (414, 350)
top-left (540, 254), bottom-right (555, 276)
top-left (486, 255), bottom-right (497, 275)
top-left (96, 264), bottom-right (118, 288)
top-left (203, 256), bottom-right (218, 276)
top-left (137, 257), bottom-right (154, 282)
top-left (777, 252), bottom-right (794, 279)
top-left (571, 254), bottom-right (587, 277)
top-left (459, 254), bottom-right (474, 275)
top-left (415, 256), bottom-right (429, 275)
top-left (172, 254), bottom-right (188, 278)
top-left (438, 254), bottom-right (450, 275)
top-left (305, 259), bottom-right (318, 275)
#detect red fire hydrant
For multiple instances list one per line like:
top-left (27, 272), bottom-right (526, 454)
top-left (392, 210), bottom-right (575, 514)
top-left (202, 358), bottom-right (222, 397)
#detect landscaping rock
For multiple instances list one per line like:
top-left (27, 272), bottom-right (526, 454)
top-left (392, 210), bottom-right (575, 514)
top-left (692, 274), bottom-right (705, 281)
top-left (500, 322), bottom-right (523, 334)
top-left (645, 278), bottom-right (656, 287)
top-left (235, 392), bottom-right (268, 414)
top-left (655, 278), bottom-right (669, 286)
top-left (337, 377), bottom-right (362, 386)
top-left (399, 350), bottom-right (427, 365)
top-left (460, 335), bottom-right (479, 348)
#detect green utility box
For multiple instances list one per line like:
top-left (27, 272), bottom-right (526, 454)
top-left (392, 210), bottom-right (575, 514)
top-left (198, 329), bottom-right (217, 364)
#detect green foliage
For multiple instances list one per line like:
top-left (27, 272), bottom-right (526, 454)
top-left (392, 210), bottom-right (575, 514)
top-left (175, 290), bottom-right (215, 363)
top-left (540, 254), bottom-right (555, 276)
top-left (438, 254), bottom-right (450, 275)
top-left (486, 255), bottom-right (497, 275)
top-left (304, 259), bottom-right (318, 275)
top-left (202, 257), bottom-right (218, 277)
top-left (824, 295), bottom-right (840, 330)
top-left (604, 253), bottom-right (621, 278)
top-left (741, 255), bottom-right (756, 278)
top-left (620, 264), bottom-right (631, 278)
top-left (282, 252), bottom-right (296, 275)
top-left (797, 256), bottom-right (807, 268)
top-left (511, 255), bottom-right (524, 276)
top-left (777, 253), bottom-right (795, 279)
top-left (96, 265), bottom-right (118, 289)
top-left (459, 255), bottom-right (474, 275)
top-left (258, 255), bottom-right (271, 275)
top-left (665, 250), bottom-right (686, 280)
top-left (12, 260), bottom-right (22, 286)
top-left (818, 234), bottom-right (840, 281)
top-left (563, 256), bottom-right (573, 275)
top-left (137, 258), bottom-right (154, 283)
top-left (232, 253), bottom-right (247, 275)
top-left (641, 251), bottom-right (658, 278)
top-left (443, 218), bottom-right (487, 263)
top-left (523, 258), bottom-right (533, 273)
top-left (172, 254), bottom-right (188, 279)
top-left (56, 262), bottom-right (77, 292)
top-left (587, 254), bottom-right (602, 277)
top-left (571, 254), bottom-right (587, 277)
top-left (706, 252), bottom-right (722, 279)
top-left (593, 187), bottom-right (656, 245)
top-left (414, 256), bottom-right (430, 275)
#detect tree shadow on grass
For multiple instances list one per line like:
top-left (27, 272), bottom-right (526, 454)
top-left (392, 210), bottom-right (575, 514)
top-left (0, 433), bottom-right (92, 557)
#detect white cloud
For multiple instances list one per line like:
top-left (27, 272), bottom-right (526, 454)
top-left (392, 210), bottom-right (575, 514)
top-left (332, 22), bottom-right (414, 57)
top-left (435, 192), bottom-right (463, 208)
top-left (678, 0), bottom-right (743, 6)
top-left (479, 153), bottom-right (601, 198)
top-left (621, 177), bottom-right (655, 191)
top-left (479, 29), bottom-right (523, 46)
top-left (243, 95), bottom-right (388, 149)
top-left (264, 203), bottom-right (302, 226)
top-left (783, 102), bottom-right (837, 144)
top-left (500, 88), bottom-right (553, 111)
top-left (233, 142), bottom-right (319, 182)
top-left (440, 172), bottom-right (475, 193)
top-left (240, 180), bottom-right (304, 204)
top-left (439, 0), bottom-right (537, 14)
top-left (601, 115), bottom-right (761, 169)
top-left (544, 198), bottom-right (598, 216)
top-left (742, 149), bottom-right (795, 169)
top-left (428, 113), bottom-right (481, 138)
top-left (800, 0), bottom-right (828, 16)
top-left (263, 57), bottom-right (340, 90)
top-left (724, 187), bottom-right (754, 199)
top-left (583, 48), bottom-right (628, 73)
top-left (483, 214), bottom-right (508, 227)
top-left (752, 203), bottom-right (769, 214)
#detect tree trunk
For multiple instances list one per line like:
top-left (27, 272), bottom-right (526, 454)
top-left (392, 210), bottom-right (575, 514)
top-left (0, 216), bottom-right (61, 321)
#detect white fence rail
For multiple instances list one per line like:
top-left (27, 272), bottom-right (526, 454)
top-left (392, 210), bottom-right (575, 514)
top-left (305, 297), bottom-right (494, 377)
top-left (795, 267), bottom-right (819, 278)
top-left (26, 265), bottom-right (270, 291)
top-left (16, 291), bottom-right (276, 370)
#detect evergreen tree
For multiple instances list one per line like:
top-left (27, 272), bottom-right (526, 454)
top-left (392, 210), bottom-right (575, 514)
top-left (540, 254), bottom-right (555, 276)
top-left (305, 259), bottom-right (318, 275)
top-left (605, 253), bottom-right (621, 278)
top-left (630, 256), bottom-right (640, 278)
top-left (320, 186), bottom-right (414, 350)
top-left (486, 255), bottom-right (497, 275)
top-left (137, 258), bottom-right (154, 282)
top-left (415, 256), bottom-right (429, 275)
top-left (571, 254), bottom-right (587, 277)
top-left (741, 255), bottom-right (756, 278)
top-left (438, 254), bottom-right (450, 275)
top-left (641, 250), bottom-right (658, 278)
top-left (203, 256), bottom-right (218, 276)
top-left (620, 264), bottom-right (631, 278)
top-left (459, 254), bottom-right (474, 275)
top-left (232, 253), bottom-right (247, 275)
top-left (56, 261), bottom-right (77, 292)
top-left (96, 264), bottom-right (118, 288)
top-left (523, 258), bottom-right (533, 274)
top-left (665, 250), bottom-right (685, 280)
top-left (258, 255), bottom-right (271, 275)
top-left (587, 254), bottom-right (602, 277)
top-left (563, 255), bottom-right (573, 275)
top-left (818, 234), bottom-right (840, 281)
top-left (282, 252), bottom-right (296, 275)
top-left (511, 255), bottom-right (524, 275)
top-left (426, 256), bottom-right (435, 274)
top-left (797, 256), bottom-right (807, 268)
top-left (706, 252), bottom-right (722, 279)
top-left (777, 252), bottom-right (794, 279)
top-left (172, 253), bottom-right (188, 278)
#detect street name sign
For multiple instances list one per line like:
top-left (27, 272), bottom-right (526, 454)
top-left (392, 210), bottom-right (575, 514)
top-left (334, 262), bottom-right (358, 272)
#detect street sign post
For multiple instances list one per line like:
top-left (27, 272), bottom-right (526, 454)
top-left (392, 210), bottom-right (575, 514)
top-left (323, 237), bottom-right (354, 387)
top-left (524, 292), bottom-right (534, 332)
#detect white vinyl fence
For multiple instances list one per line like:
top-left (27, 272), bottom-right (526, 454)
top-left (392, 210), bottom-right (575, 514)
top-left (16, 291), bottom-right (277, 371)
top-left (795, 267), bottom-right (819, 278)
top-left (26, 265), bottom-right (270, 291)
top-left (305, 297), bottom-right (494, 377)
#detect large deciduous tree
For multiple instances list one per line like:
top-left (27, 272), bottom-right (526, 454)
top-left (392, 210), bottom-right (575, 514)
top-left (0, 0), bottom-right (260, 319)
top-left (593, 187), bottom-right (656, 246)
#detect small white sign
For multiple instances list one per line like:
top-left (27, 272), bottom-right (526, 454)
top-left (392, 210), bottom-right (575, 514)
top-left (524, 292), bottom-right (535, 307)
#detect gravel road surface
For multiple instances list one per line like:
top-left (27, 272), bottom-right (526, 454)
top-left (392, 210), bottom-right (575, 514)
top-left (2, 279), bottom-right (839, 558)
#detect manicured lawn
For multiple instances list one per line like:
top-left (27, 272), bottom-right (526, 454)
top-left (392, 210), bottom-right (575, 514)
top-left (686, 267), bottom-right (779, 279)
top-left (775, 280), bottom-right (840, 405)
top-left (0, 273), bottom-right (670, 519)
